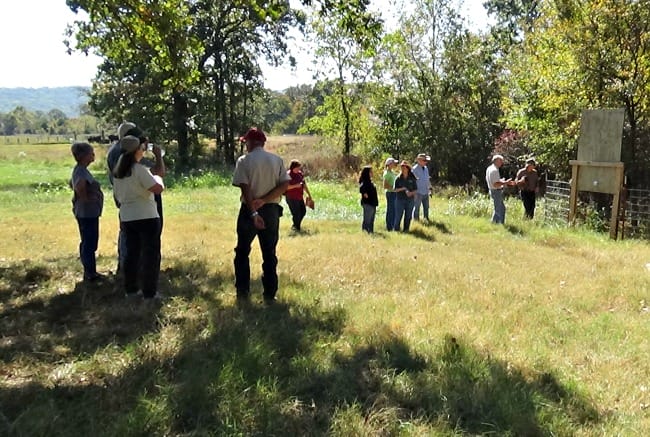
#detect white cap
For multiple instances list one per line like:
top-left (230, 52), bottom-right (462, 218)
top-left (385, 157), bottom-right (397, 166)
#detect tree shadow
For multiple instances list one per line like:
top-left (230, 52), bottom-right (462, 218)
top-left (1, 269), bottom-right (602, 436)
top-left (0, 258), bottom-right (228, 365)
top-left (299, 332), bottom-right (601, 435)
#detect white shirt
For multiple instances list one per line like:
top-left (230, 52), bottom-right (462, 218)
top-left (485, 163), bottom-right (502, 190)
top-left (113, 163), bottom-right (160, 221)
top-left (232, 147), bottom-right (290, 204)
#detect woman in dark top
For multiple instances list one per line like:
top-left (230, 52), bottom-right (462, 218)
top-left (393, 160), bottom-right (418, 232)
top-left (359, 166), bottom-right (378, 233)
top-left (70, 142), bottom-right (104, 282)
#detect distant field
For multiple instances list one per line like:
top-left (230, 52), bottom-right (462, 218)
top-left (0, 134), bottom-right (75, 145)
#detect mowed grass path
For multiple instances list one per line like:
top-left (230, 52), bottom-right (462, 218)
top-left (0, 143), bottom-right (649, 435)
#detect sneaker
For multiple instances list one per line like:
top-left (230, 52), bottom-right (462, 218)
top-left (263, 296), bottom-right (276, 306)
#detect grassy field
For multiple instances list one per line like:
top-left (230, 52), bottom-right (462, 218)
top-left (1, 142), bottom-right (649, 435)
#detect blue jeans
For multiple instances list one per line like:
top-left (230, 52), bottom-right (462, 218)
top-left (234, 203), bottom-right (281, 299)
top-left (122, 218), bottom-right (161, 298)
top-left (489, 189), bottom-right (506, 224)
top-left (362, 204), bottom-right (376, 233)
top-left (394, 196), bottom-right (414, 232)
top-left (385, 192), bottom-right (396, 230)
top-left (413, 193), bottom-right (430, 220)
top-left (76, 217), bottom-right (99, 279)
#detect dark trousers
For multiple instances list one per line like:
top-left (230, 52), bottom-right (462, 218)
top-left (234, 203), bottom-right (281, 299)
top-left (385, 192), bottom-right (396, 231)
top-left (76, 217), bottom-right (99, 278)
top-left (286, 197), bottom-right (306, 230)
top-left (122, 218), bottom-right (161, 298)
top-left (362, 204), bottom-right (376, 233)
top-left (117, 195), bottom-right (163, 272)
top-left (394, 196), bottom-right (414, 232)
top-left (521, 190), bottom-right (536, 219)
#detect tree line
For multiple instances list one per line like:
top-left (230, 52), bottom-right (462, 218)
top-left (61, 0), bottom-right (650, 186)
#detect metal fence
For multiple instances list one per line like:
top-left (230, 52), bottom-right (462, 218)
top-left (543, 180), bottom-right (571, 225)
top-left (620, 188), bottom-right (650, 239)
top-left (543, 179), bottom-right (650, 239)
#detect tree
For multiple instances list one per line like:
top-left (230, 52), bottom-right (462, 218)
top-left (306, 1), bottom-right (382, 155)
top-left (67, 0), bottom-right (203, 168)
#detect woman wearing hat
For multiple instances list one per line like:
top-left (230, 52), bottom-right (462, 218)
top-left (112, 135), bottom-right (165, 300)
top-left (393, 160), bottom-right (418, 232)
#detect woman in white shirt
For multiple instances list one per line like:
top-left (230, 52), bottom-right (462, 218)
top-left (112, 135), bottom-right (165, 300)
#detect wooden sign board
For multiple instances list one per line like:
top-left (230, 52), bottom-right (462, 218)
top-left (577, 109), bottom-right (624, 162)
top-left (570, 109), bottom-right (625, 239)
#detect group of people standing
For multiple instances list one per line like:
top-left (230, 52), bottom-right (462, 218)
top-left (69, 124), bottom-right (539, 306)
top-left (485, 154), bottom-right (539, 224)
top-left (356, 153), bottom-right (433, 234)
top-left (70, 121), bottom-right (166, 301)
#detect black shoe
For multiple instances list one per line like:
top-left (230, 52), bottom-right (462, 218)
top-left (84, 273), bottom-right (106, 282)
top-left (263, 296), bottom-right (276, 306)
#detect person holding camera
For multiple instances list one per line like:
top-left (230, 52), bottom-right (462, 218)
top-left (111, 135), bottom-right (165, 300)
top-left (107, 121), bottom-right (165, 275)
top-left (70, 142), bottom-right (105, 282)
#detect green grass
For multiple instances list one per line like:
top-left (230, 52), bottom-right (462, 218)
top-left (1, 143), bottom-right (649, 435)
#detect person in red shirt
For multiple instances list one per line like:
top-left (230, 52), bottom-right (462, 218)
top-left (285, 159), bottom-right (313, 232)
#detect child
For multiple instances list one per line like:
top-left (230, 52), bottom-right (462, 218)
top-left (285, 159), bottom-right (313, 231)
top-left (359, 166), bottom-right (378, 233)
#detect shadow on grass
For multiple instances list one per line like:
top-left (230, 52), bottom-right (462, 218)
top-left (0, 263), bottom-right (601, 436)
top-left (420, 219), bottom-right (452, 234)
top-left (0, 257), bottom-right (228, 364)
top-left (505, 223), bottom-right (527, 236)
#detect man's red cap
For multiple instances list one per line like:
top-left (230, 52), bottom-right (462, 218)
top-left (240, 127), bottom-right (266, 142)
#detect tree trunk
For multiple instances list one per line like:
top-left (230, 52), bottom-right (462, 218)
top-left (173, 92), bottom-right (190, 170)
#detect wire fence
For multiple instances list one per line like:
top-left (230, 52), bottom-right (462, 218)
top-left (620, 187), bottom-right (650, 239)
top-left (543, 179), bottom-right (650, 239)
top-left (543, 180), bottom-right (571, 225)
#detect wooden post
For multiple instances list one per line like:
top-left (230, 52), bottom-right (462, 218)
top-left (569, 163), bottom-right (580, 224)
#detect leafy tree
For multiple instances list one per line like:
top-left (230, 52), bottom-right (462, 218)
top-left (67, 0), bottom-right (204, 168)
top-left (306, 1), bottom-right (382, 155)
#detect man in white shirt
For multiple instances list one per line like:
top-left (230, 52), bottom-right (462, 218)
top-left (485, 154), bottom-right (514, 224)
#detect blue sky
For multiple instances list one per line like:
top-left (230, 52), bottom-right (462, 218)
top-left (0, 0), bottom-right (490, 90)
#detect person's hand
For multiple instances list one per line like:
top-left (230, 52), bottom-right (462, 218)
top-left (252, 198), bottom-right (265, 211)
top-left (252, 214), bottom-right (265, 230)
top-left (151, 144), bottom-right (163, 157)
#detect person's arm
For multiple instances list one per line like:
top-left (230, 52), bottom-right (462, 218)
top-left (383, 175), bottom-right (392, 191)
top-left (303, 180), bottom-right (312, 198)
top-left (252, 180), bottom-right (290, 211)
top-left (239, 183), bottom-right (266, 229)
top-left (150, 145), bottom-right (166, 177)
top-left (73, 178), bottom-right (89, 201)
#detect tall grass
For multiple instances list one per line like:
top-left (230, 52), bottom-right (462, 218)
top-left (1, 143), bottom-right (649, 435)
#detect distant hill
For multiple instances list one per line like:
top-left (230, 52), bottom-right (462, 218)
top-left (0, 87), bottom-right (89, 117)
